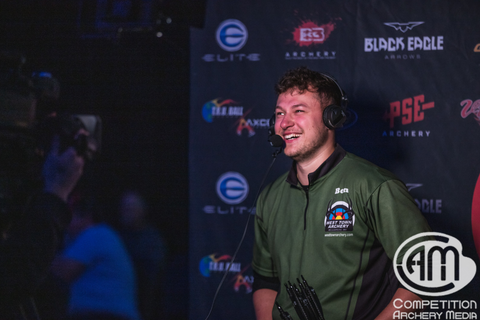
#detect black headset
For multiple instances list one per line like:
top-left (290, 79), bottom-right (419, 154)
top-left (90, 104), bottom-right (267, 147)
top-left (268, 72), bottom-right (348, 140)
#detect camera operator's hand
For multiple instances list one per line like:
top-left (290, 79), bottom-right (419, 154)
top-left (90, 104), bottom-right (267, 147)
top-left (42, 135), bottom-right (85, 202)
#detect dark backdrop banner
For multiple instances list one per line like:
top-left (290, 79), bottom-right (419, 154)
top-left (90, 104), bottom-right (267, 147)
top-left (189, 0), bottom-right (480, 319)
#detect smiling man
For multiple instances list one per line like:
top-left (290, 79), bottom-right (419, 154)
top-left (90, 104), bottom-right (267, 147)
top-left (252, 66), bottom-right (432, 320)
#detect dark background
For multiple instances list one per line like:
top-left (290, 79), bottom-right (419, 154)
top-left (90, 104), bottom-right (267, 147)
top-left (0, 0), bottom-right (205, 318)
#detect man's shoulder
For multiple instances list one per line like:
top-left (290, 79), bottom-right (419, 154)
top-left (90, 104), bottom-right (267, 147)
top-left (257, 171), bottom-right (291, 211)
top-left (261, 171), bottom-right (290, 194)
top-left (339, 152), bottom-right (399, 182)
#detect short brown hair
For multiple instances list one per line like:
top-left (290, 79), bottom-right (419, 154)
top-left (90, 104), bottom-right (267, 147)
top-left (274, 66), bottom-right (342, 108)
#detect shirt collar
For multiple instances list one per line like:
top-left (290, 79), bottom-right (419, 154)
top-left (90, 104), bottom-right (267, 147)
top-left (286, 144), bottom-right (347, 186)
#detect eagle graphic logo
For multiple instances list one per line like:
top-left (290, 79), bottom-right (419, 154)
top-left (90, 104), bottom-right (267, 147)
top-left (384, 21), bottom-right (424, 33)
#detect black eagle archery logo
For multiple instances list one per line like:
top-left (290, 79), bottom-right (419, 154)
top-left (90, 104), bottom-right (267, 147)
top-left (384, 21), bottom-right (424, 33)
top-left (324, 198), bottom-right (355, 232)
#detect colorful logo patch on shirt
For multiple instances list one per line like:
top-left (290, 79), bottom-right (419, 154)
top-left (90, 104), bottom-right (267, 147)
top-left (324, 198), bottom-right (355, 232)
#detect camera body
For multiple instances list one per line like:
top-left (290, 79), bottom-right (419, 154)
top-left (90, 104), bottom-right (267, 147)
top-left (0, 51), bottom-right (101, 229)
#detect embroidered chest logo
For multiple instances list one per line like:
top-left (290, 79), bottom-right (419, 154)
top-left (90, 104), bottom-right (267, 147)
top-left (324, 198), bottom-right (355, 232)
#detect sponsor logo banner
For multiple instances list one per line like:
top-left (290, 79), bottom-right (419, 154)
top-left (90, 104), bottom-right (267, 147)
top-left (201, 19), bottom-right (260, 63)
top-left (216, 19), bottom-right (248, 52)
top-left (203, 172), bottom-right (255, 215)
top-left (199, 253), bottom-right (253, 293)
top-left (201, 98), bottom-right (269, 137)
top-left (460, 99), bottom-right (480, 126)
top-left (406, 183), bottom-right (443, 214)
top-left (216, 172), bottom-right (249, 205)
top-left (284, 18), bottom-right (340, 60)
top-left (382, 94), bottom-right (435, 138)
top-left (365, 22), bottom-right (444, 60)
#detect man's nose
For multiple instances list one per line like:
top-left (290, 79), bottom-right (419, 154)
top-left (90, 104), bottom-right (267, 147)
top-left (279, 114), bottom-right (294, 130)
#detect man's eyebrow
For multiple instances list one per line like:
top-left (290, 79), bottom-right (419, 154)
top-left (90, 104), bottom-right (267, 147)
top-left (275, 103), bottom-right (307, 109)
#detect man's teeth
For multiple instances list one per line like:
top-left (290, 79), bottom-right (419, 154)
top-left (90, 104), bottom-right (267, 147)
top-left (285, 134), bottom-right (300, 140)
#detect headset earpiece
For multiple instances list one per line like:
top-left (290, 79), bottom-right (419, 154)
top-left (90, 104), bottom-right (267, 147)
top-left (268, 113), bottom-right (276, 138)
top-left (320, 73), bottom-right (348, 130)
top-left (323, 104), bottom-right (346, 130)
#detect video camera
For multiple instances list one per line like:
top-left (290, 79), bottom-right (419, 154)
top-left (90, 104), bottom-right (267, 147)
top-left (0, 50), bottom-right (101, 228)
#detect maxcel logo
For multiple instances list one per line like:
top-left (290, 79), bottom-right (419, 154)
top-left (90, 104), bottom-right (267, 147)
top-left (216, 19), bottom-right (248, 52)
top-left (285, 19), bottom-right (339, 61)
top-left (365, 22), bottom-right (444, 60)
top-left (393, 232), bottom-right (477, 296)
top-left (216, 172), bottom-right (249, 205)
top-left (382, 94), bottom-right (434, 138)
top-left (460, 99), bottom-right (480, 125)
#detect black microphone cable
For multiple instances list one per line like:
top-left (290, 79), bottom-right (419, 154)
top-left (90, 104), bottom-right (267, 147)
top-left (203, 136), bottom-right (284, 320)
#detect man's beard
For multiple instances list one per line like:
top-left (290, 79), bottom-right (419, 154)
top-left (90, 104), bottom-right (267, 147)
top-left (285, 127), bottom-right (329, 163)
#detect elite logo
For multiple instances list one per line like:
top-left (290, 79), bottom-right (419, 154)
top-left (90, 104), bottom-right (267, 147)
top-left (216, 172), bottom-right (249, 205)
top-left (393, 232), bottom-right (477, 296)
top-left (216, 19), bottom-right (248, 52)
top-left (324, 198), bottom-right (355, 232)
top-left (203, 19), bottom-right (260, 62)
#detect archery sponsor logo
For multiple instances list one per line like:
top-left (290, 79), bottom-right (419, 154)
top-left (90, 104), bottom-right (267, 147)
top-left (201, 98), bottom-right (269, 137)
top-left (324, 198), bottom-right (355, 233)
top-left (216, 172), bottom-right (249, 205)
top-left (406, 183), bottom-right (443, 214)
top-left (364, 22), bottom-right (444, 60)
top-left (394, 232), bottom-right (477, 297)
top-left (216, 19), bottom-right (248, 52)
top-left (460, 99), bottom-right (480, 126)
top-left (384, 21), bottom-right (424, 33)
top-left (203, 172), bottom-right (256, 215)
top-left (284, 18), bottom-right (340, 61)
top-left (199, 253), bottom-right (253, 293)
top-left (382, 94), bottom-right (435, 138)
top-left (202, 19), bottom-right (260, 63)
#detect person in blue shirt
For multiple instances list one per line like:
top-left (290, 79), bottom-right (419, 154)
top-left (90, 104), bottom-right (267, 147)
top-left (52, 195), bottom-right (141, 320)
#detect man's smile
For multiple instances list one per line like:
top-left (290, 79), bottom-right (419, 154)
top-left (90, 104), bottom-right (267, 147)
top-left (284, 133), bottom-right (301, 140)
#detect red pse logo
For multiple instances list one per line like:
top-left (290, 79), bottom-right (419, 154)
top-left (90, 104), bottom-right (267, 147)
top-left (383, 94), bottom-right (434, 128)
